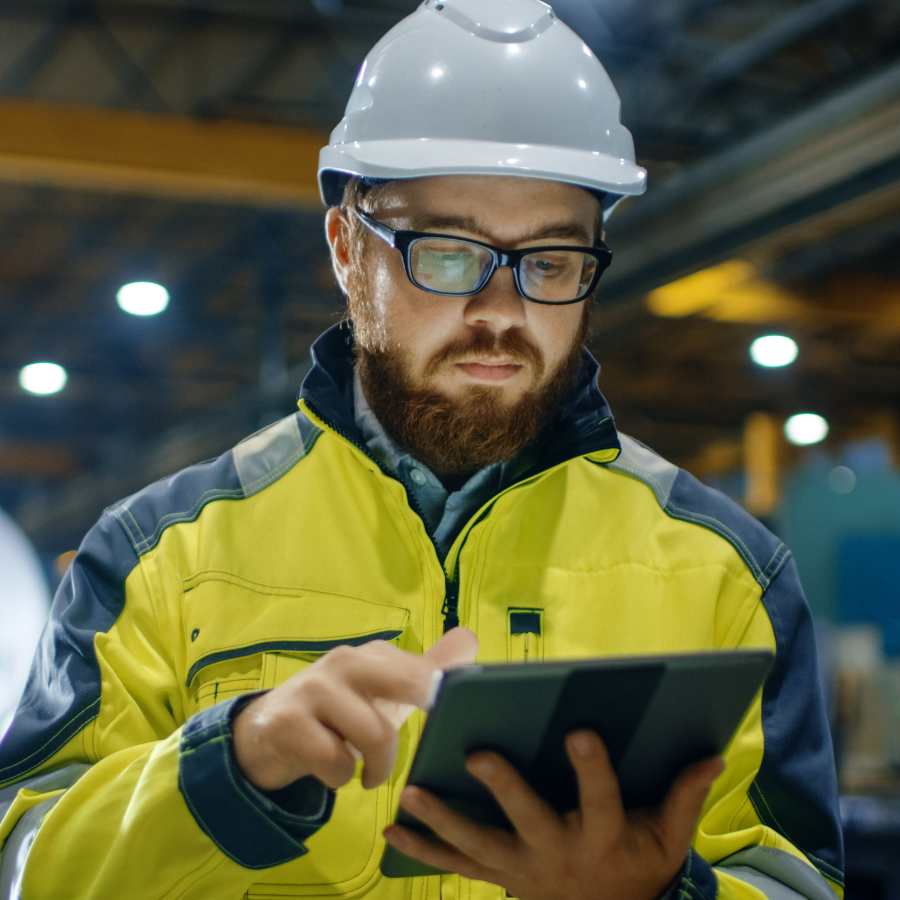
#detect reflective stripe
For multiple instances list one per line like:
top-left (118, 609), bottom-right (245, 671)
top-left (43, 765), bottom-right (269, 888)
top-left (718, 847), bottom-right (838, 900)
top-left (0, 794), bottom-right (64, 900)
top-left (717, 865), bottom-right (808, 899)
top-left (0, 763), bottom-right (90, 822)
top-left (610, 433), bottom-right (680, 507)
top-left (233, 412), bottom-right (321, 498)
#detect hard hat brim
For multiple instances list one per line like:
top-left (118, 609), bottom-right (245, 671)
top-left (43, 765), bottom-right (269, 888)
top-left (318, 139), bottom-right (646, 213)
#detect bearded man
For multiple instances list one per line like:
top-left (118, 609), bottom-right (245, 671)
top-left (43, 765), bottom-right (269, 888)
top-left (0, 2), bottom-right (842, 900)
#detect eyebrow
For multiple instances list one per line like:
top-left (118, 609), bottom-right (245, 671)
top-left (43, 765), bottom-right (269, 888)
top-left (410, 214), bottom-right (594, 246)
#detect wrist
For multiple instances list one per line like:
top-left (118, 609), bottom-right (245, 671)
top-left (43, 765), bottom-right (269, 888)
top-left (230, 691), bottom-right (309, 791)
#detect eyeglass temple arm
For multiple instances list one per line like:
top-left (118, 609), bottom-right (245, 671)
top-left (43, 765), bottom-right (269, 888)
top-left (354, 208), bottom-right (397, 249)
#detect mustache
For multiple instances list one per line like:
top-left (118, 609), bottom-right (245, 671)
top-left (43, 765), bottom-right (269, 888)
top-left (423, 329), bottom-right (544, 378)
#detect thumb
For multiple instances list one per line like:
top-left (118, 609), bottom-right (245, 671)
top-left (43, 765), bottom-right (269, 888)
top-left (423, 626), bottom-right (479, 670)
top-left (656, 756), bottom-right (724, 852)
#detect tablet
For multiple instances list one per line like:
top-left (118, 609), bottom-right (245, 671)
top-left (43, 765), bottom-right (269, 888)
top-left (381, 648), bottom-right (773, 878)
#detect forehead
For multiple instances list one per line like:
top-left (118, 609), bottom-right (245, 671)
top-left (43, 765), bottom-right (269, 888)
top-left (370, 175), bottom-right (601, 242)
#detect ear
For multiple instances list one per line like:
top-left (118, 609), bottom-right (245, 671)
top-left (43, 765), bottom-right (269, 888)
top-left (325, 207), bottom-right (352, 295)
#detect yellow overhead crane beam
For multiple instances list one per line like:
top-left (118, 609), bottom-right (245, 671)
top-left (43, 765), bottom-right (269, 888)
top-left (0, 99), bottom-right (328, 208)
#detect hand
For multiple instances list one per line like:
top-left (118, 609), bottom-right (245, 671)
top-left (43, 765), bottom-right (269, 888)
top-left (232, 627), bottom-right (479, 792)
top-left (384, 730), bottom-right (724, 900)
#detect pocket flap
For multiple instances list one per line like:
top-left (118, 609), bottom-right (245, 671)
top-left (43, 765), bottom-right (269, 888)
top-left (183, 572), bottom-right (409, 686)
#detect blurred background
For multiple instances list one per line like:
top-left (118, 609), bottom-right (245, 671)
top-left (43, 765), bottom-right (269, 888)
top-left (0, 0), bottom-right (899, 893)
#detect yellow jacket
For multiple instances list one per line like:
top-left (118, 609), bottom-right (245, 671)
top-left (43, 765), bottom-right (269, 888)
top-left (0, 325), bottom-right (842, 900)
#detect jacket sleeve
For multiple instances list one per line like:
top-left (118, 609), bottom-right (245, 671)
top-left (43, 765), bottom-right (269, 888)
top-left (667, 555), bottom-right (844, 900)
top-left (0, 509), bottom-right (334, 900)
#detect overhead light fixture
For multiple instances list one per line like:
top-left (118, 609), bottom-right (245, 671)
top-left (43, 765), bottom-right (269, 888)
top-left (19, 362), bottom-right (67, 395)
top-left (827, 466), bottom-right (856, 495)
top-left (750, 335), bottom-right (798, 368)
top-left (784, 413), bottom-right (829, 446)
top-left (117, 281), bottom-right (169, 316)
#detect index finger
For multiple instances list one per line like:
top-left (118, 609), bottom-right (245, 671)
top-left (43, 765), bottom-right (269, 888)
top-left (322, 641), bottom-right (443, 709)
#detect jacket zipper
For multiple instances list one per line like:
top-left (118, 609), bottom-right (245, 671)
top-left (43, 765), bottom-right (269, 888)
top-left (305, 399), bottom-right (467, 635)
top-left (442, 576), bottom-right (460, 633)
top-left (303, 399), bottom-right (617, 636)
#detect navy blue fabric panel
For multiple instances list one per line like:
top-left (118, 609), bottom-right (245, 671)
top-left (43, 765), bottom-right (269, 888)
top-left (752, 556), bottom-right (844, 885)
top-left (666, 469), bottom-right (790, 590)
top-left (680, 849), bottom-right (719, 900)
top-left (179, 695), bottom-right (335, 869)
top-left (530, 349), bottom-right (620, 472)
top-left (0, 511), bottom-right (137, 787)
top-left (109, 449), bottom-right (242, 557)
top-left (300, 323), bottom-right (364, 443)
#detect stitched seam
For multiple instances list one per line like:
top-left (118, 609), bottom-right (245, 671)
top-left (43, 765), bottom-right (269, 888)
top-left (761, 543), bottom-right (787, 576)
top-left (140, 429), bottom-right (320, 556)
top-left (186, 632), bottom-right (403, 686)
top-left (239, 444), bottom-right (311, 498)
top-left (610, 459), bottom-right (770, 587)
top-left (666, 501), bottom-right (765, 584)
top-left (110, 505), bottom-right (142, 553)
top-left (763, 548), bottom-right (793, 593)
top-left (610, 459), bottom-right (671, 506)
top-left (0, 702), bottom-right (99, 779)
top-left (180, 738), bottom-right (304, 869)
top-left (748, 786), bottom-right (844, 885)
top-left (159, 848), bottom-right (223, 900)
top-left (182, 573), bottom-right (412, 613)
top-left (135, 488), bottom-right (244, 554)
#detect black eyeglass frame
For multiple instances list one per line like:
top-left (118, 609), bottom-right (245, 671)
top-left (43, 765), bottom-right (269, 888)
top-left (353, 207), bottom-right (612, 305)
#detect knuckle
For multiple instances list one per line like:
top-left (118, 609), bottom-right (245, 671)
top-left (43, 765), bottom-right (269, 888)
top-left (324, 644), bottom-right (357, 665)
top-left (313, 748), bottom-right (356, 788)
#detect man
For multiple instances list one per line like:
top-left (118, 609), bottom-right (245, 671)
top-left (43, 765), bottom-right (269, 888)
top-left (0, 2), bottom-right (842, 899)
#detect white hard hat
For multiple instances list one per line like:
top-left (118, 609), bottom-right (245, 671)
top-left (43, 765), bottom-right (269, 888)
top-left (318, 0), bottom-right (646, 219)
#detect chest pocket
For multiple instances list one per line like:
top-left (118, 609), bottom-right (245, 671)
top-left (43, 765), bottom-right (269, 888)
top-left (182, 572), bottom-right (411, 897)
top-left (183, 572), bottom-right (410, 709)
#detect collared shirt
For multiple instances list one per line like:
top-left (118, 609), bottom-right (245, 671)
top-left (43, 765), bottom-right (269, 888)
top-left (352, 368), bottom-right (536, 560)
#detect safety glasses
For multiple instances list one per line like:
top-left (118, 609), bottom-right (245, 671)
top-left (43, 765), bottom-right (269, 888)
top-left (354, 208), bottom-right (611, 305)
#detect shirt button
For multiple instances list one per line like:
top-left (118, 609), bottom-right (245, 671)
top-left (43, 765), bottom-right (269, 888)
top-left (410, 468), bottom-right (427, 485)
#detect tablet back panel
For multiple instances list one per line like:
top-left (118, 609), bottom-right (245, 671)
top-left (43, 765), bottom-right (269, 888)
top-left (381, 650), bottom-right (772, 878)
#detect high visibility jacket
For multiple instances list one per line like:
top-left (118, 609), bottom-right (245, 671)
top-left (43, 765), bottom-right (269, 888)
top-left (0, 324), bottom-right (842, 900)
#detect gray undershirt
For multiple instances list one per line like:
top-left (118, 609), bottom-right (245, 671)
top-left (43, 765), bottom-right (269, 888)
top-left (352, 368), bottom-right (536, 560)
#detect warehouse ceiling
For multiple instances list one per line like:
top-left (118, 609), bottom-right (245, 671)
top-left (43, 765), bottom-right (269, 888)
top-left (1, 0), bottom-right (900, 553)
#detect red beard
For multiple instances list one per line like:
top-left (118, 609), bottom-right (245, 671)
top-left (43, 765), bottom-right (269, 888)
top-left (355, 309), bottom-right (591, 477)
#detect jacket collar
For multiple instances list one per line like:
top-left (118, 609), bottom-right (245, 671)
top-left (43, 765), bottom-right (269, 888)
top-left (299, 322), bottom-right (620, 472)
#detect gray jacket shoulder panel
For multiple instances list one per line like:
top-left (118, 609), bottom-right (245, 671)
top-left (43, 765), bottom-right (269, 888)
top-left (609, 434), bottom-right (790, 591)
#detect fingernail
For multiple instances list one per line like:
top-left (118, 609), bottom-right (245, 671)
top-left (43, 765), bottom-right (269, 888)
top-left (467, 755), bottom-right (498, 778)
top-left (570, 732), bottom-right (595, 757)
top-left (401, 788), bottom-right (427, 814)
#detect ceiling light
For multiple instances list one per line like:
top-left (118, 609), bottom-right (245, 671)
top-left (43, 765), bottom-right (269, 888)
top-left (784, 413), bottom-right (829, 446)
top-left (19, 362), bottom-right (67, 395)
top-left (117, 281), bottom-right (169, 316)
top-left (750, 335), bottom-right (798, 368)
top-left (827, 466), bottom-right (856, 495)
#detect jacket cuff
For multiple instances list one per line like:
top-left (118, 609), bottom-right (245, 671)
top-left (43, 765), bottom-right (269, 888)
top-left (178, 693), bottom-right (335, 869)
top-left (661, 850), bottom-right (719, 900)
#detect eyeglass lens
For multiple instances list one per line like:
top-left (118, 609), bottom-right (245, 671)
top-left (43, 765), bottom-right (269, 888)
top-left (410, 238), bottom-right (597, 302)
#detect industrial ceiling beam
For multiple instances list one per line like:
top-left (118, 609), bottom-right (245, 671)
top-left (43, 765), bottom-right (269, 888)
top-left (0, 99), bottom-right (327, 207)
top-left (604, 56), bottom-right (900, 299)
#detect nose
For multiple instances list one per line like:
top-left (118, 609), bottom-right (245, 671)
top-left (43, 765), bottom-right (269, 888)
top-left (462, 263), bottom-right (527, 333)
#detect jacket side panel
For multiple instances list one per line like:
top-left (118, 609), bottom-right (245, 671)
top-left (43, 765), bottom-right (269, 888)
top-left (0, 509), bottom-right (137, 789)
top-left (0, 418), bottom-right (345, 900)
top-left (662, 461), bottom-right (842, 896)
top-left (753, 556), bottom-right (843, 888)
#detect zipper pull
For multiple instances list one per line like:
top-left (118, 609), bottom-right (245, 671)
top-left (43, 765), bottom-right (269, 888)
top-left (442, 577), bottom-right (460, 632)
